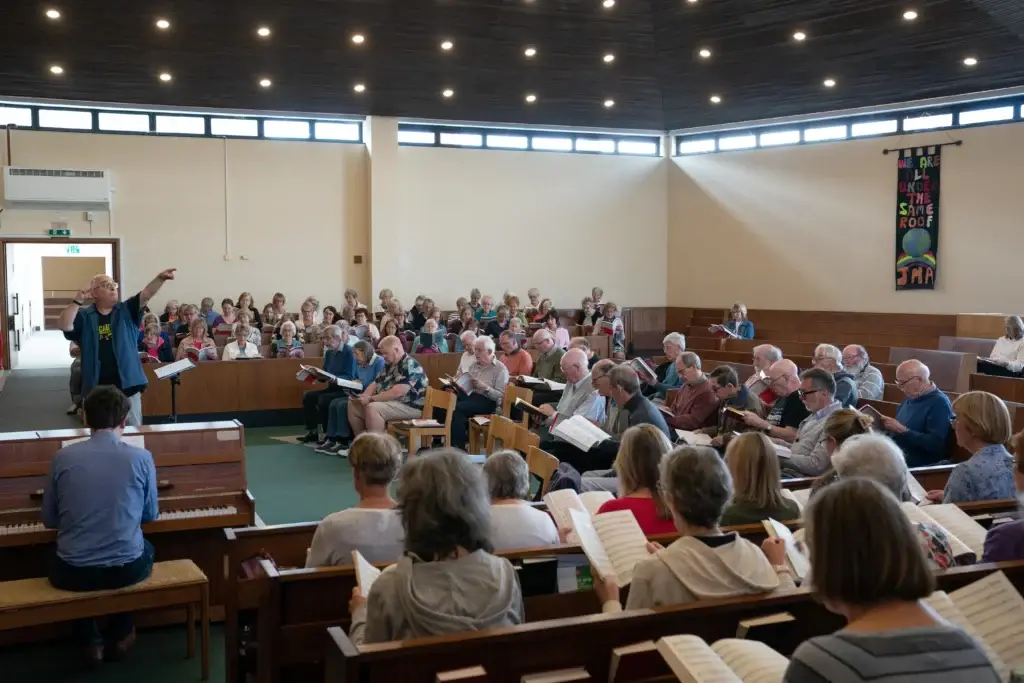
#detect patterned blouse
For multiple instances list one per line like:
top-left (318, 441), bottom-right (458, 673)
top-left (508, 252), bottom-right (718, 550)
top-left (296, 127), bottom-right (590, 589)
top-left (943, 443), bottom-right (1017, 503)
top-left (272, 338), bottom-right (304, 358)
top-left (372, 354), bottom-right (428, 408)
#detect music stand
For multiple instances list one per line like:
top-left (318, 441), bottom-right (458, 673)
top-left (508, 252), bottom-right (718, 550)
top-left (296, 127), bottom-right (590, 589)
top-left (153, 359), bottom-right (196, 423)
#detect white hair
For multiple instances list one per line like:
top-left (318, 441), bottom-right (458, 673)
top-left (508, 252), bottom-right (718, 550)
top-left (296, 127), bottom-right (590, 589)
top-left (815, 343), bottom-right (842, 365)
top-left (280, 320), bottom-right (297, 335)
top-left (663, 332), bottom-right (686, 349)
top-left (754, 344), bottom-right (782, 363)
top-left (474, 335), bottom-right (495, 353)
top-left (460, 330), bottom-right (476, 345)
top-left (832, 433), bottom-right (909, 499)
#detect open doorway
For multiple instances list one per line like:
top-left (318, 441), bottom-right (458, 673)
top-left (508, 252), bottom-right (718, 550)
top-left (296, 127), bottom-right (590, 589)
top-left (1, 238), bottom-right (120, 370)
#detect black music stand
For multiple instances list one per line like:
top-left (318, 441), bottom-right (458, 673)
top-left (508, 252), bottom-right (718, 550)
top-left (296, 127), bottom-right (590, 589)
top-left (153, 358), bottom-right (196, 423)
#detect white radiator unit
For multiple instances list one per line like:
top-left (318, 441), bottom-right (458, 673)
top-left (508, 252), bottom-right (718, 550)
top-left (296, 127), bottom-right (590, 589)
top-left (2, 166), bottom-right (112, 210)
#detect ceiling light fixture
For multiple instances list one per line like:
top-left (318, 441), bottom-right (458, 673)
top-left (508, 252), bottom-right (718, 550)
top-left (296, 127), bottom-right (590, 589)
top-left (525, 93), bottom-right (537, 103)
top-left (45, 8), bottom-right (61, 19)
top-left (963, 56), bottom-right (978, 66)
top-left (792, 31), bottom-right (807, 41)
top-left (351, 34), bottom-right (365, 44)
top-left (823, 78), bottom-right (836, 87)
top-left (49, 64), bottom-right (64, 75)
top-left (257, 26), bottom-right (271, 37)
top-left (441, 40), bottom-right (454, 51)
top-left (159, 72), bottom-right (173, 82)
top-left (710, 95), bottom-right (721, 103)
top-left (603, 0), bottom-right (615, 7)
top-left (524, 46), bottom-right (537, 57)
top-left (353, 83), bottom-right (366, 93)
top-left (156, 18), bottom-right (170, 30)
top-left (903, 10), bottom-right (918, 20)
top-left (698, 48), bottom-right (711, 58)
top-left (687, 0), bottom-right (698, 3)
top-left (442, 88), bottom-right (455, 98)
top-left (603, 99), bottom-right (615, 108)
top-left (259, 78), bottom-right (272, 88)
top-left (603, 53), bottom-right (615, 63)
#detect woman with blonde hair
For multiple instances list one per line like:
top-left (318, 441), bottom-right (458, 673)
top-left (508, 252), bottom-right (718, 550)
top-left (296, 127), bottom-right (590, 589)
top-left (929, 391), bottom-right (1016, 503)
top-left (718, 302), bottom-right (754, 340)
top-left (721, 432), bottom-right (801, 525)
top-left (235, 291), bottom-right (262, 330)
top-left (594, 425), bottom-right (676, 534)
top-left (809, 408), bottom-right (876, 496)
top-left (175, 318), bottom-right (217, 361)
top-left (982, 429), bottom-right (1024, 561)
top-left (376, 288), bottom-right (394, 315)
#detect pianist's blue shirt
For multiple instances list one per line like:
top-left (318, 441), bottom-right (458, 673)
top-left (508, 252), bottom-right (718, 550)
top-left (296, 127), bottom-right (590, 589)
top-left (43, 430), bottom-right (159, 567)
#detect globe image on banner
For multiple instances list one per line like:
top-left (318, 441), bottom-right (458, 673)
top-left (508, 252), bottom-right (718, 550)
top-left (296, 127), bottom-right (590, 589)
top-left (897, 227), bottom-right (936, 268)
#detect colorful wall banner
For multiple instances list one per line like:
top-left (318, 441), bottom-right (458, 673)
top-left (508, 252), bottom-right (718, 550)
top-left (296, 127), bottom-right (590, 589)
top-left (895, 146), bottom-right (941, 290)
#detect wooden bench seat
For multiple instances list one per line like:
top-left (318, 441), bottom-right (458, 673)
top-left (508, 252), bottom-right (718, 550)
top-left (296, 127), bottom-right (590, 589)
top-left (0, 559), bottom-right (210, 679)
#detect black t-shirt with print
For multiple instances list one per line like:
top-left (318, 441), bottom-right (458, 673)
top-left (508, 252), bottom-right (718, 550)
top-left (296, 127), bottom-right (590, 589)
top-left (767, 391), bottom-right (810, 430)
top-left (95, 294), bottom-right (144, 396)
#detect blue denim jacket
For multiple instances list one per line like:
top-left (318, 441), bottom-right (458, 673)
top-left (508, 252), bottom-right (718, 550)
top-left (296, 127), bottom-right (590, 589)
top-left (65, 294), bottom-right (147, 395)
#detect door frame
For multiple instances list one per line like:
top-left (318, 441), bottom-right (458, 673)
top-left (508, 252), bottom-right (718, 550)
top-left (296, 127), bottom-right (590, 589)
top-left (0, 236), bottom-right (122, 370)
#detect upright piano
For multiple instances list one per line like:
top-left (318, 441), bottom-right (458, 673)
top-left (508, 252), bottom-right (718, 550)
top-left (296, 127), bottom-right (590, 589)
top-left (0, 421), bottom-right (255, 623)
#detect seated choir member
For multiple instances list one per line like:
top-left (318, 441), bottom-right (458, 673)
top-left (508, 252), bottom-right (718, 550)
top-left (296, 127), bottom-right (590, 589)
top-left (579, 360), bottom-right (629, 493)
top-left (268, 291), bottom-right (288, 324)
top-left (740, 359), bottom-right (810, 441)
top-left (44, 386), bottom-right (157, 663)
top-left (535, 297), bottom-right (555, 323)
top-left (447, 297), bottom-right (468, 329)
top-left (594, 425), bottom-right (675, 535)
top-left (137, 312), bottom-right (164, 343)
top-left (427, 306), bottom-right (446, 333)
top-left (591, 286), bottom-right (605, 312)
top-left (449, 336), bottom-right (509, 449)
top-left (746, 344), bottom-right (782, 405)
top-left (977, 315), bottom-right (1024, 377)
top-left (380, 318), bottom-right (401, 341)
top-left (719, 433), bottom-right (801, 525)
top-left (352, 307), bottom-right (381, 344)
top-left (199, 297), bottom-right (217, 327)
top-left (158, 298), bottom-right (179, 324)
top-left (175, 317), bottom-right (217, 361)
top-left (271, 320), bottom-right (304, 358)
top-left (448, 305), bottom-right (474, 336)
top-left (664, 352), bottom-right (719, 431)
top-left (138, 323), bottom-right (174, 362)
top-left (930, 391), bottom-right (1016, 503)
top-left (526, 288), bottom-right (541, 309)
top-left (812, 343), bottom-right (858, 408)
top-left (595, 445), bottom-right (794, 612)
top-left (378, 299), bottom-right (403, 331)
top-left (321, 305), bottom-right (339, 326)
top-left (305, 295), bottom-right (323, 323)
top-left (830, 434), bottom-right (955, 568)
top-left (719, 301), bottom-right (755, 340)
top-left (412, 318), bottom-right (447, 354)
top-left (376, 288), bottom-right (393, 315)
top-left (506, 294), bottom-right (525, 325)
top-left (696, 365), bottom-right (764, 447)
top-left (780, 478), bottom-right (996, 683)
top-left (809, 408), bottom-right (875, 496)
top-left (467, 287), bottom-right (483, 313)
top-left (261, 302), bottom-right (276, 327)
top-left (499, 330), bottom-right (533, 377)
top-left (879, 359), bottom-right (953, 467)
top-left (982, 429), bottom-right (1024, 562)
top-left (409, 295), bottom-right (428, 330)
top-left (236, 291), bottom-right (262, 330)
top-left (544, 311), bottom-right (571, 349)
top-left (298, 325), bottom-right (359, 445)
top-left (236, 310), bottom-right (261, 345)
top-left (842, 344), bottom-right (884, 400)
top-left (306, 433), bottom-right (404, 566)
top-left (531, 329), bottom-right (567, 382)
top-left (484, 304), bottom-right (511, 338)
top-left (348, 450), bottom-right (523, 644)
top-left (779, 368), bottom-right (843, 478)
top-left (595, 301), bottom-right (625, 358)
top-left (568, 336), bottom-right (598, 367)
top-left (344, 288), bottom-right (364, 313)
top-left (456, 331), bottom-right (478, 368)
top-left (348, 336), bottom-right (429, 436)
top-left (483, 451), bottom-right (560, 550)
top-left (536, 348), bottom-right (604, 435)
top-left (297, 302), bottom-right (323, 342)
top-left (576, 297), bottom-right (599, 326)
top-left (317, 340), bottom-right (387, 455)
top-left (221, 322), bottom-right (260, 360)
top-left (211, 297), bottom-right (238, 330)
top-left (641, 332), bottom-right (685, 399)
top-left (474, 295), bottom-right (497, 324)
top-left (174, 303), bottom-right (198, 336)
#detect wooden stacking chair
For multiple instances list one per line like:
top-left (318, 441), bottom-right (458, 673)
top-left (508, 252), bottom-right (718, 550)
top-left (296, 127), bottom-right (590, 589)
top-left (484, 416), bottom-right (515, 454)
top-left (526, 446), bottom-right (559, 499)
top-left (467, 386), bottom-right (535, 454)
top-left (511, 424), bottom-right (540, 455)
top-left (386, 387), bottom-right (456, 453)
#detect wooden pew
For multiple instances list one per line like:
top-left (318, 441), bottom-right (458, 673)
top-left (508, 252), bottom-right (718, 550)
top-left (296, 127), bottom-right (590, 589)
top-left (324, 560), bottom-right (1024, 683)
top-left (970, 373), bottom-right (1024, 403)
top-left (0, 421), bottom-right (253, 630)
top-left (939, 336), bottom-right (995, 356)
top-left (888, 347), bottom-right (976, 393)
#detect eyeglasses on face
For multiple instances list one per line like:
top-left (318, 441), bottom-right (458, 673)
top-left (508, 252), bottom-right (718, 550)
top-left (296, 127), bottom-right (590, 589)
top-left (895, 376), bottom-right (921, 388)
top-left (797, 388), bottom-right (821, 398)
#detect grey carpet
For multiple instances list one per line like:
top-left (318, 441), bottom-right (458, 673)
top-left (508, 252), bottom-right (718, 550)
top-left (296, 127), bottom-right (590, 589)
top-left (0, 368), bottom-right (82, 432)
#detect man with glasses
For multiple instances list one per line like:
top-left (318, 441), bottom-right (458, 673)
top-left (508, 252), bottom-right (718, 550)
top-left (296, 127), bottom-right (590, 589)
top-left (842, 344), bottom-right (884, 400)
top-left (779, 368), bottom-right (843, 477)
top-left (812, 343), bottom-right (858, 408)
top-left (664, 352), bottom-right (719, 431)
top-left (880, 359), bottom-right (953, 467)
top-left (59, 269), bottom-right (177, 427)
top-left (740, 359), bottom-right (808, 442)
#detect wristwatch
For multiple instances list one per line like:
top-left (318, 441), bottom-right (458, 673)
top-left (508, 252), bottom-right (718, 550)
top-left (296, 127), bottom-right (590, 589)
top-left (72, 299), bottom-right (84, 306)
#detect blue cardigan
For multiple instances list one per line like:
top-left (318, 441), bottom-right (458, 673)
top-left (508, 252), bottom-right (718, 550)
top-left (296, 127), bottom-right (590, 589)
top-left (323, 345), bottom-right (358, 383)
top-left (725, 319), bottom-right (756, 340)
top-left (65, 294), bottom-right (147, 395)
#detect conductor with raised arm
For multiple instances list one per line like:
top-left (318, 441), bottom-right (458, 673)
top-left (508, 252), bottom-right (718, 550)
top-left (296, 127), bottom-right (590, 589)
top-left (58, 269), bottom-right (177, 427)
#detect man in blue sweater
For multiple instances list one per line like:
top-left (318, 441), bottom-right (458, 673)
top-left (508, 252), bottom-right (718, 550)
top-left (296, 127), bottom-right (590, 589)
top-left (880, 359), bottom-right (953, 467)
top-left (299, 324), bottom-right (358, 444)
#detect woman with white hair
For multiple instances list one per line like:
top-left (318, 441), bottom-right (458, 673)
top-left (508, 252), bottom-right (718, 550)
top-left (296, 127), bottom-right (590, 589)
top-left (272, 320), bottom-right (304, 358)
top-left (978, 315), bottom-right (1024, 377)
top-left (483, 451), bottom-right (559, 550)
top-left (457, 331), bottom-right (478, 372)
top-left (348, 449), bottom-right (523, 644)
top-left (643, 332), bottom-right (686, 400)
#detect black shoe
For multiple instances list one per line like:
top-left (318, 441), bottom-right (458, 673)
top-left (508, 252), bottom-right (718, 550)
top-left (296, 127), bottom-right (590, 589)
top-left (297, 430), bottom-right (320, 444)
top-left (314, 440), bottom-right (338, 454)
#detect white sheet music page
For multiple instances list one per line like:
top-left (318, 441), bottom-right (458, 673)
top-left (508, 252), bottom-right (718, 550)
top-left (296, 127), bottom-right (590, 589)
top-left (543, 490), bottom-right (587, 533)
top-left (656, 635), bottom-right (741, 683)
top-left (711, 639), bottom-right (788, 683)
top-left (579, 491), bottom-right (615, 517)
top-left (950, 571), bottom-right (1024, 677)
top-left (921, 504), bottom-right (987, 558)
top-left (592, 510), bottom-right (649, 587)
top-left (924, 591), bottom-right (1008, 681)
top-left (569, 508), bottom-right (615, 584)
top-left (900, 502), bottom-right (975, 560)
top-left (352, 550), bottom-right (383, 598)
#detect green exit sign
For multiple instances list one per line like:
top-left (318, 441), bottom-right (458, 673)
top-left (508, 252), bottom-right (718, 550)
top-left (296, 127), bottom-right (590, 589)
top-left (66, 245), bottom-right (80, 255)
top-left (47, 228), bottom-right (71, 237)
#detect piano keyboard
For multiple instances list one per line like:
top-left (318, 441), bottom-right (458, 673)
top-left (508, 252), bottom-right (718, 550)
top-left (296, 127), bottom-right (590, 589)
top-left (0, 506), bottom-right (238, 535)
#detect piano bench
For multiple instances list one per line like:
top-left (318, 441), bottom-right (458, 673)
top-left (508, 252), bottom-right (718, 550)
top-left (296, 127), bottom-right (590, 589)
top-left (0, 559), bottom-right (210, 680)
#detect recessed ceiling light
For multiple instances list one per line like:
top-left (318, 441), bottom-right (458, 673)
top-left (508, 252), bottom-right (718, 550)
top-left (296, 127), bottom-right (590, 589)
top-left (524, 46), bottom-right (537, 57)
top-left (45, 9), bottom-right (61, 19)
top-left (792, 31), bottom-right (807, 41)
top-left (442, 88), bottom-right (455, 98)
top-left (156, 18), bottom-right (170, 30)
top-left (259, 78), bottom-right (272, 88)
top-left (353, 83), bottom-right (366, 93)
top-left (903, 10), bottom-right (918, 21)
top-left (687, 0), bottom-right (698, 3)
top-left (963, 56), bottom-right (978, 66)
top-left (49, 64), bottom-right (64, 75)
top-left (257, 26), bottom-right (271, 37)
top-left (710, 95), bottom-right (721, 103)
top-left (603, 0), bottom-right (615, 7)
top-left (823, 78), bottom-right (836, 87)
top-left (159, 72), bottom-right (173, 82)
top-left (603, 99), bottom-right (615, 108)
top-left (603, 53), bottom-right (615, 63)
top-left (441, 40), bottom-right (454, 51)
top-left (525, 93), bottom-right (537, 103)
top-left (698, 48), bottom-right (711, 58)
top-left (351, 34), bottom-right (365, 44)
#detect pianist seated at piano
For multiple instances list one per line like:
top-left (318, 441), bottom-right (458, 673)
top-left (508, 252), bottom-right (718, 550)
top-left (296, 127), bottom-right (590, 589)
top-left (271, 320), bottom-right (304, 358)
top-left (221, 322), bottom-right (261, 360)
top-left (138, 323), bottom-right (174, 363)
top-left (981, 429), bottom-right (1024, 562)
top-left (43, 386), bottom-right (158, 665)
top-left (782, 478), bottom-right (999, 683)
top-left (593, 445), bottom-right (794, 613)
top-left (348, 450), bottom-right (523, 645)
top-left (483, 450), bottom-right (560, 550)
top-left (175, 317), bottom-right (217, 361)
top-left (306, 433), bottom-right (404, 566)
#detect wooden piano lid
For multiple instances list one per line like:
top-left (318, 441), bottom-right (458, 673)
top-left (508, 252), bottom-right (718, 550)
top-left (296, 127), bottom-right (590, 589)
top-left (34, 420), bottom-right (242, 440)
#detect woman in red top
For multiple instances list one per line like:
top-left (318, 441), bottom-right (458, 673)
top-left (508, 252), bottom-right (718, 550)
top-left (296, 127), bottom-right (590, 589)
top-left (596, 424), bottom-right (675, 535)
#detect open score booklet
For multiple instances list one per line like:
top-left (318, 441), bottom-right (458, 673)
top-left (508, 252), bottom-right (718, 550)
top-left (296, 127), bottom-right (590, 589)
top-left (568, 508), bottom-right (650, 587)
top-left (656, 634), bottom-right (788, 683)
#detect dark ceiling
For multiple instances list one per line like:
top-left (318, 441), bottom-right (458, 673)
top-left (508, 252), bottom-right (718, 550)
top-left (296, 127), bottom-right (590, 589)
top-left (1, 0), bottom-right (1023, 132)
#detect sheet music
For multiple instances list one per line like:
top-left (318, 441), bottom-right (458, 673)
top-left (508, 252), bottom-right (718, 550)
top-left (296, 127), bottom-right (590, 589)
top-left (950, 571), bottom-right (1024, 676)
top-left (676, 430), bottom-right (713, 446)
top-left (764, 519), bottom-right (809, 580)
top-left (711, 639), bottom-right (788, 683)
top-left (920, 504), bottom-right (987, 558)
top-left (579, 491), bottom-right (614, 517)
top-left (544, 380), bottom-right (567, 391)
top-left (905, 473), bottom-right (928, 504)
top-left (781, 487), bottom-right (809, 512)
top-left (656, 635), bottom-right (742, 683)
top-left (352, 550), bottom-right (382, 598)
top-left (543, 490), bottom-right (587, 532)
top-left (551, 415), bottom-right (609, 452)
top-left (154, 358), bottom-right (196, 380)
top-left (335, 378), bottom-right (362, 390)
top-left (570, 508), bottom-right (615, 583)
top-left (925, 591), bottom-right (1008, 681)
top-left (899, 502), bottom-right (974, 561)
top-left (592, 510), bottom-right (650, 587)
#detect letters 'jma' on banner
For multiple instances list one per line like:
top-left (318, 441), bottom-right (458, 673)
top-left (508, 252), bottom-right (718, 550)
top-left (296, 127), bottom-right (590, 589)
top-left (895, 146), bottom-right (941, 291)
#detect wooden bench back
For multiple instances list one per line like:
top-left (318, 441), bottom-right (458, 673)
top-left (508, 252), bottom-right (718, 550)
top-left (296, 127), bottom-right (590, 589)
top-left (939, 336), bottom-right (996, 356)
top-left (888, 347), bottom-right (977, 393)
